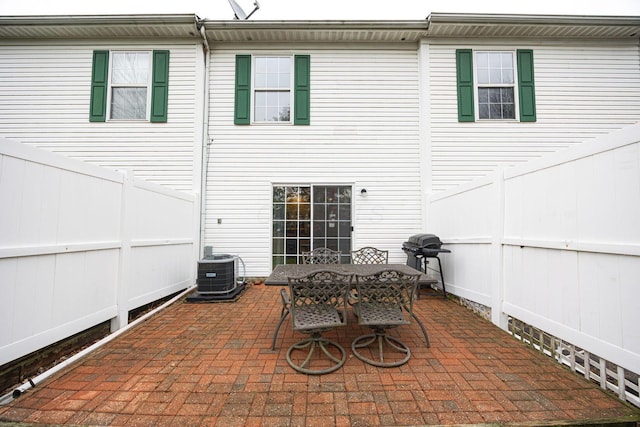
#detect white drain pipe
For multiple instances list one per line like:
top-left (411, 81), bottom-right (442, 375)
top-left (0, 285), bottom-right (196, 406)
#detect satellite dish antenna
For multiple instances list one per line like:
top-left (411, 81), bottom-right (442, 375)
top-left (228, 0), bottom-right (260, 20)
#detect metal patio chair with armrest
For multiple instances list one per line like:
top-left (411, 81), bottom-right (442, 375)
top-left (349, 248), bottom-right (428, 346)
top-left (271, 248), bottom-right (341, 350)
top-left (285, 270), bottom-right (354, 374)
top-left (352, 269), bottom-right (420, 367)
top-left (302, 247), bottom-right (341, 264)
top-left (351, 246), bottom-right (388, 264)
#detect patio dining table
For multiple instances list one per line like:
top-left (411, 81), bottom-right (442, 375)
top-left (265, 263), bottom-right (437, 287)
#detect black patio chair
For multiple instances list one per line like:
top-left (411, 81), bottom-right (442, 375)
top-left (352, 269), bottom-right (420, 367)
top-left (285, 270), bottom-right (353, 374)
top-left (271, 248), bottom-right (341, 350)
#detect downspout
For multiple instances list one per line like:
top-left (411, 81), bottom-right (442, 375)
top-left (198, 22), bottom-right (211, 258)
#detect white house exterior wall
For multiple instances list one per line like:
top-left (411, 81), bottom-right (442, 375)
top-left (206, 43), bottom-right (422, 276)
top-left (0, 39), bottom-right (202, 192)
top-left (427, 38), bottom-right (640, 192)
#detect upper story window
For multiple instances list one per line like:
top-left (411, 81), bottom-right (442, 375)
top-left (475, 51), bottom-right (515, 120)
top-left (90, 50), bottom-right (169, 123)
top-left (254, 56), bottom-right (291, 123)
top-left (234, 54), bottom-right (310, 126)
top-left (110, 52), bottom-right (151, 120)
top-left (456, 49), bottom-right (536, 123)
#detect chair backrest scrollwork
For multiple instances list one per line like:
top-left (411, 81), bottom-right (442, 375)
top-left (302, 247), bottom-right (341, 265)
top-left (287, 270), bottom-right (354, 330)
top-left (354, 269), bottom-right (420, 323)
top-left (351, 246), bottom-right (389, 264)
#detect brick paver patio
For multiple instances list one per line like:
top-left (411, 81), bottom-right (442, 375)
top-left (1, 284), bottom-right (639, 426)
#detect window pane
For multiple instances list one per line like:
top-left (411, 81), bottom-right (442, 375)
top-left (490, 68), bottom-right (502, 84)
top-left (273, 186), bottom-right (285, 202)
top-left (490, 104), bottom-right (502, 119)
top-left (313, 221), bottom-right (325, 236)
top-left (266, 57), bottom-right (279, 74)
top-left (299, 239), bottom-right (311, 253)
top-left (488, 52), bottom-right (502, 68)
top-left (286, 239), bottom-right (297, 253)
top-left (339, 222), bottom-right (351, 235)
top-left (501, 88), bottom-right (514, 103)
top-left (489, 88), bottom-right (501, 103)
top-left (326, 239), bottom-right (338, 251)
top-left (273, 221), bottom-right (284, 237)
top-left (299, 203), bottom-right (310, 220)
top-left (479, 103), bottom-right (489, 119)
top-left (339, 238), bottom-right (350, 253)
top-left (501, 52), bottom-right (513, 68)
top-left (286, 203), bottom-right (297, 220)
top-left (267, 107), bottom-right (279, 121)
top-left (255, 57), bottom-right (267, 73)
top-left (477, 69), bottom-right (489, 84)
top-left (476, 52), bottom-right (488, 68)
top-left (503, 103), bottom-right (515, 119)
top-left (279, 73), bottom-right (290, 88)
top-left (299, 187), bottom-right (310, 202)
top-left (477, 88), bottom-right (489, 103)
top-left (314, 204), bottom-right (325, 220)
top-left (339, 205), bottom-right (351, 220)
top-left (110, 87), bottom-right (146, 120)
top-left (267, 91), bottom-right (279, 107)
top-left (502, 69), bottom-right (514, 85)
top-left (273, 238), bottom-right (284, 254)
top-left (286, 221), bottom-right (297, 237)
top-left (255, 73), bottom-right (267, 89)
top-left (267, 73), bottom-right (279, 88)
top-left (279, 106), bottom-right (290, 122)
top-left (299, 221), bottom-right (310, 237)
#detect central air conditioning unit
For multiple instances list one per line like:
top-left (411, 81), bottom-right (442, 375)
top-left (187, 254), bottom-right (246, 302)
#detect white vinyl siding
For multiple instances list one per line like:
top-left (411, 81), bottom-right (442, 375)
top-left (0, 40), bottom-right (200, 192)
top-left (429, 39), bottom-right (640, 192)
top-left (207, 43), bottom-right (422, 276)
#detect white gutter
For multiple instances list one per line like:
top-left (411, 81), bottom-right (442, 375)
top-left (0, 285), bottom-right (196, 406)
top-left (198, 23), bottom-right (211, 258)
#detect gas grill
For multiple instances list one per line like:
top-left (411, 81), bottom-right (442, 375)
top-left (402, 234), bottom-right (450, 298)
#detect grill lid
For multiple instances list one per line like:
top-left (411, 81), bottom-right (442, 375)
top-left (405, 233), bottom-right (443, 249)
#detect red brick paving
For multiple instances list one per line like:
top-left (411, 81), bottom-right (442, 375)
top-left (1, 284), bottom-right (639, 426)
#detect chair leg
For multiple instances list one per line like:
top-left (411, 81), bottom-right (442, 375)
top-left (410, 312), bottom-right (430, 347)
top-left (352, 328), bottom-right (411, 368)
top-left (286, 333), bottom-right (346, 375)
top-left (271, 310), bottom-right (290, 350)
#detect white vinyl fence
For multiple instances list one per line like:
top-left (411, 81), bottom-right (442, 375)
top-left (428, 124), bottom-right (640, 406)
top-left (0, 137), bottom-right (197, 366)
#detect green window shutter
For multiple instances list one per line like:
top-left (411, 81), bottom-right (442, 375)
top-left (517, 49), bottom-right (536, 122)
top-left (234, 55), bottom-right (251, 125)
top-left (150, 50), bottom-right (170, 123)
top-left (456, 49), bottom-right (475, 122)
top-left (294, 55), bottom-right (310, 125)
top-left (89, 50), bottom-right (109, 122)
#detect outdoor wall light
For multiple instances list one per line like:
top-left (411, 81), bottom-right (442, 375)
top-left (360, 188), bottom-right (367, 196)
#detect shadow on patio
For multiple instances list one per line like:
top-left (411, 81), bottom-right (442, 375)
top-left (1, 284), bottom-right (639, 426)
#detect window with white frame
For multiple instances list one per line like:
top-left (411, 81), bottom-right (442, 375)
top-left (253, 56), bottom-right (291, 122)
top-left (475, 51), bottom-right (516, 120)
top-left (109, 52), bottom-right (151, 120)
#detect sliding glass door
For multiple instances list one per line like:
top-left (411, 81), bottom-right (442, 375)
top-left (272, 185), bottom-right (352, 266)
